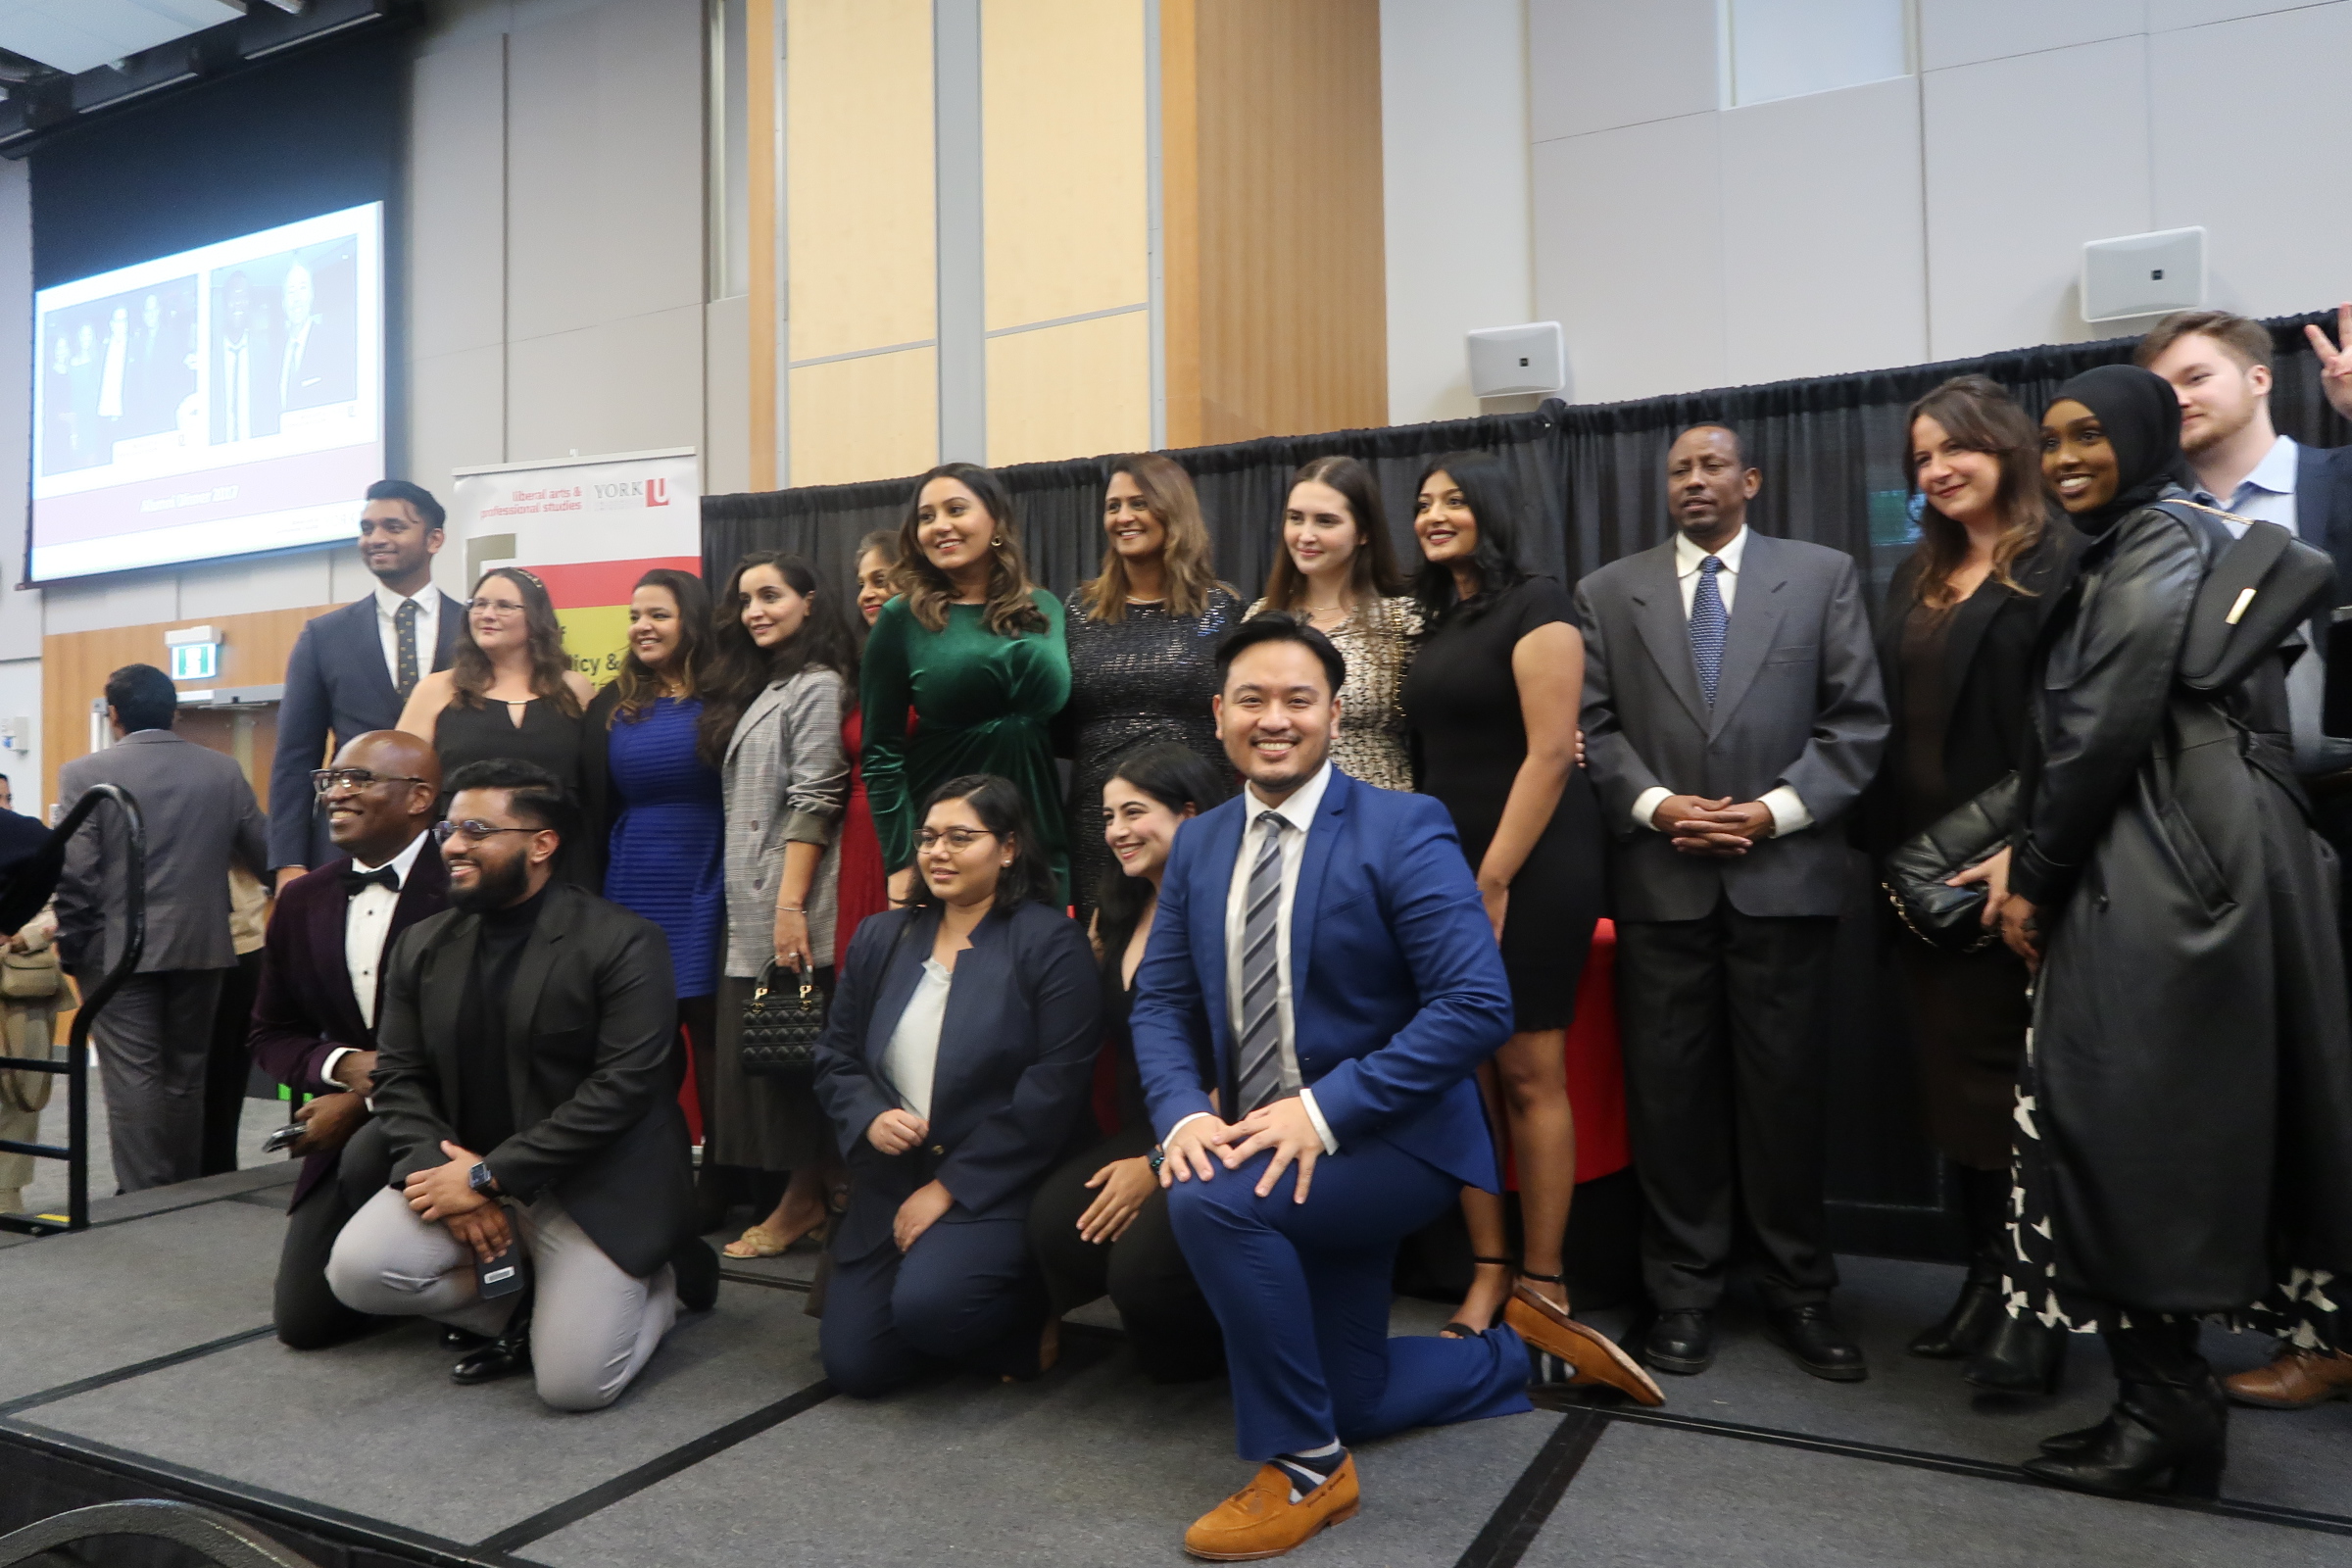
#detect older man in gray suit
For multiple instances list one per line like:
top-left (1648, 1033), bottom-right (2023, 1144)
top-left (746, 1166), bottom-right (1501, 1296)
top-left (56, 664), bottom-right (269, 1193)
top-left (1577, 424), bottom-right (1887, 1385)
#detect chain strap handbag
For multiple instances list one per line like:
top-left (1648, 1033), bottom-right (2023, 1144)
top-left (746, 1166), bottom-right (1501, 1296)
top-left (738, 958), bottom-right (827, 1080)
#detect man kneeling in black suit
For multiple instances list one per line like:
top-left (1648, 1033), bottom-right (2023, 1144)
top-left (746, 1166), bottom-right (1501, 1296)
top-left (325, 759), bottom-right (717, 1409)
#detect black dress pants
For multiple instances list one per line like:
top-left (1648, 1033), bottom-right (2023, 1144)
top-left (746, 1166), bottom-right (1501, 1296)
top-left (274, 1117), bottom-right (395, 1349)
top-left (1026, 1122), bottom-right (1224, 1383)
top-left (1614, 897), bottom-right (1840, 1312)
top-left (201, 950), bottom-right (265, 1176)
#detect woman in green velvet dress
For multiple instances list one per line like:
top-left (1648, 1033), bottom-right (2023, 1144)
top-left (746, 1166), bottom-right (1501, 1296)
top-left (861, 461), bottom-right (1073, 906)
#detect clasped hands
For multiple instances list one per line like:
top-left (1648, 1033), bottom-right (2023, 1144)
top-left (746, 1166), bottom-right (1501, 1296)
top-left (403, 1140), bottom-right (511, 1264)
top-left (1944, 845), bottom-right (2041, 971)
top-left (1157, 1097), bottom-right (1325, 1203)
top-left (1653, 795), bottom-right (1775, 857)
top-left (866, 1109), bottom-right (956, 1252)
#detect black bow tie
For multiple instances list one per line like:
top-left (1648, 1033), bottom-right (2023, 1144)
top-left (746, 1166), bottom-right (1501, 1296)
top-left (341, 865), bottom-right (400, 897)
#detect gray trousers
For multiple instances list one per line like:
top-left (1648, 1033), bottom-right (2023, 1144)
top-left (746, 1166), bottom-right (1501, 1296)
top-left (326, 1186), bottom-right (679, 1411)
top-left (89, 970), bottom-right (225, 1194)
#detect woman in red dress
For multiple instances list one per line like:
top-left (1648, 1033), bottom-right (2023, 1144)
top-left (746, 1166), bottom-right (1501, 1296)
top-left (833, 529), bottom-right (903, 952)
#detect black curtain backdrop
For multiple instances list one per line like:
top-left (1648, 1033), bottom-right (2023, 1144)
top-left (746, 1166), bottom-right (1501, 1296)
top-left (704, 309), bottom-right (2351, 1260)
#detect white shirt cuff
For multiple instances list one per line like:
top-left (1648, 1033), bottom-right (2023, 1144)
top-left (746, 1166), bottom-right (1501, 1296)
top-left (1632, 786), bottom-right (1672, 833)
top-left (1166, 1110), bottom-right (1216, 1143)
top-left (1298, 1088), bottom-right (1340, 1155)
top-left (319, 1046), bottom-right (359, 1094)
top-left (1760, 786), bottom-right (1812, 837)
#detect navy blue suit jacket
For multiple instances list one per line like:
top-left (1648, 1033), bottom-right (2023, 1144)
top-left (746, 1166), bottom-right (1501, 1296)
top-left (268, 592), bottom-right (466, 869)
top-left (811, 900), bottom-right (1101, 1261)
top-left (2299, 443), bottom-right (2352, 739)
top-left (1128, 767), bottom-right (1513, 1193)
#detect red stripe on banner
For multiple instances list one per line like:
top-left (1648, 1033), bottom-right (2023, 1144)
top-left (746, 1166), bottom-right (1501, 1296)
top-left (522, 556), bottom-right (702, 609)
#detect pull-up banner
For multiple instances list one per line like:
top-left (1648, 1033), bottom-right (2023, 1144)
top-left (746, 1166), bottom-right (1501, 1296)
top-left (449, 447), bottom-right (702, 681)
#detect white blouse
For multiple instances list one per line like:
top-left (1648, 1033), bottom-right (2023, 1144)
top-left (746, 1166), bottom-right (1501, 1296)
top-left (882, 956), bottom-right (953, 1121)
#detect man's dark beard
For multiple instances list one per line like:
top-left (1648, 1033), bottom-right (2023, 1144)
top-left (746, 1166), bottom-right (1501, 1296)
top-left (449, 851), bottom-right (529, 913)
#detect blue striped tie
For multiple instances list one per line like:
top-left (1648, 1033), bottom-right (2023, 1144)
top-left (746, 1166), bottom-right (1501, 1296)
top-left (1235, 812), bottom-right (1291, 1115)
top-left (1690, 555), bottom-right (1727, 706)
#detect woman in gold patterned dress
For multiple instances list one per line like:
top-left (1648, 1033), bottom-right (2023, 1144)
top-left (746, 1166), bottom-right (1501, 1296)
top-left (1245, 455), bottom-right (1419, 790)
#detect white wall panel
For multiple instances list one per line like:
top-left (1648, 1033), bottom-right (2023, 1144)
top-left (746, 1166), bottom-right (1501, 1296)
top-left (2147, 0), bottom-right (2310, 29)
top-left (1721, 77), bottom-right (1925, 383)
top-left (2151, 3), bottom-right (2352, 318)
top-left (406, 34), bottom-right (507, 363)
top-left (1918, 0), bottom-right (2145, 71)
top-left (1527, 0), bottom-right (1719, 142)
top-left (176, 554), bottom-right (336, 622)
top-left (505, 303), bottom-right (704, 462)
top-left (704, 294), bottom-right (752, 498)
top-left (40, 576), bottom-right (176, 636)
top-left (0, 158), bottom-right (34, 662)
top-left (1533, 111), bottom-right (1725, 403)
top-left (1381, 0), bottom-right (1534, 423)
top-left (1923, 36), bottom-right (2151, 359)
top-left (408, 343), bottom-right (508, 510)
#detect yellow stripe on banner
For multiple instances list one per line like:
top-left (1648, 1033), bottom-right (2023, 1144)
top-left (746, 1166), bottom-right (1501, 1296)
top-left (558, 605), bottom-right (633, 685)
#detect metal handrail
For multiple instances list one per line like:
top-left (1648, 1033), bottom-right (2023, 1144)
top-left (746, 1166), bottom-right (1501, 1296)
top-left (0, 1500), bottom-right (320, 1568)
top-left (0, 781), bottom-right (146, 1234)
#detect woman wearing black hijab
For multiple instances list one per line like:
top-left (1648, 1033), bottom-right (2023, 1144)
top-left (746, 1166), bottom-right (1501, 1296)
top-left (1962, 365), bottom-right (2352, 1497)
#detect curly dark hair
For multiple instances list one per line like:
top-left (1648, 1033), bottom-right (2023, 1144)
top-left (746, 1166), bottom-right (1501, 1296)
top-left (449, 567), bottom-right (581, 717)
top-left (895, 463), bottom-right (1049, 639)
top-left (700, 552), bottom-right (860, 765)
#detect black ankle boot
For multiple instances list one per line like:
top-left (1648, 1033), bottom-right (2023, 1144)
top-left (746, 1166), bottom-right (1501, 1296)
top-left (1963, 1310), bottom-right (2068, 1395)
top-left (692, 1159), bottom-right (731, 1234)
top-left (2024, 1320), bottom-right (2226, 1498)
top-left (1912, 1167), bottom-right (2010, 1359)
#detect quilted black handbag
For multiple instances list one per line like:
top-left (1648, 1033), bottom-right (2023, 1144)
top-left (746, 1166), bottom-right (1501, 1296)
top-left (1880, 772), bottom-right (2020, 953)
top-left (738, 959), bottom-right (827, 1080)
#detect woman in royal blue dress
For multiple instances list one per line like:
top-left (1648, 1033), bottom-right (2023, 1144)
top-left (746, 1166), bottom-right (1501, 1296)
top-left (583, 568), bottom-right (728, 1221)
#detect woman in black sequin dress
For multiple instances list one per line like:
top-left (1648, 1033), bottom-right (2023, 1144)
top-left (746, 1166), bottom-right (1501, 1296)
top-left (1061, 453), bottom-right (1242, 917)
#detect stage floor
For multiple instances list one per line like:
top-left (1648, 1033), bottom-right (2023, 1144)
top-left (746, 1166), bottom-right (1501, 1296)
top-left (2, 1165), bottom-right (2347, 1568)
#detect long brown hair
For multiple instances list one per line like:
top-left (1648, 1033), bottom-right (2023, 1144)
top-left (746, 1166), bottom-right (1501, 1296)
top-left (895, 462), bottom-right (1048, 638)
top-left (1259, 455), bottom-right (1404, 612)
top-left (606, 568), bottom-right (713, 725)
top-left (450, 566), bottom-right (581, 716)
top-left (1080, 452), bottom-right (1223, 622)
top-left (1905, 375), bottom-right (2048, 610)
top-left (699, 552), bottom-right (860, 764)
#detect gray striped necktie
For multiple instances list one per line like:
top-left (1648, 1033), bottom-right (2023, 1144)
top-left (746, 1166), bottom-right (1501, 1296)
top-left (1235, 811), bottom-right (1291, 1115)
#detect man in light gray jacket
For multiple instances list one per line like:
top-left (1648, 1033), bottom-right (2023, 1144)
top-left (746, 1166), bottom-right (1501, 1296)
top-left (57, 664), bottom-right (269, 1193)
top-left (1577, 424), bottom-right (1887, 1385)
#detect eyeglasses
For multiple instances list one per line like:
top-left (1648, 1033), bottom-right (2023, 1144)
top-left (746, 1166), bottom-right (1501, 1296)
top-left (433, 819), bottom-right (543, 845)
top-left (914, 827), bottom-right (998, 854)
top-left (467, 598), bottom-right (527, 618)
top-left (311, 768), bottom-right (429, 796)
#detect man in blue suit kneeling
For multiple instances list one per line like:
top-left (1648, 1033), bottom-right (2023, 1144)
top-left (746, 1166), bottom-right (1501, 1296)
top-left (1132, 613), bottom-right (1661, 1561)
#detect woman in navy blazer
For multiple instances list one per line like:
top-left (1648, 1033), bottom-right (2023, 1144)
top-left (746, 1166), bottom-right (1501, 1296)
top-left (812, 773), bottom-right (1101, 1396)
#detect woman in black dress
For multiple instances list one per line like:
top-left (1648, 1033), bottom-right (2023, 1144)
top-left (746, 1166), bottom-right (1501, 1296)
top-left (1400, 452), bottom-right (1602, 1339)
top-left (1864, 376), bottom-right (2077, 1380)
top-left (1060, 453), bottom-right (1242, 919)
top-left (1026, 742), bottom-right (1230, 1381)
top-left (397, 566), bottom-right (598, 885)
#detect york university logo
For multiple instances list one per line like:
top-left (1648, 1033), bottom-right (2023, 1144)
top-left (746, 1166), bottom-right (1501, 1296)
top-left (589, 477), bottom-right (672, 508)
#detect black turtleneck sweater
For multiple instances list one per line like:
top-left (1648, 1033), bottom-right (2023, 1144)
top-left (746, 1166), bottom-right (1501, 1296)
top-left (454, 883), bottom-right (549, 1156)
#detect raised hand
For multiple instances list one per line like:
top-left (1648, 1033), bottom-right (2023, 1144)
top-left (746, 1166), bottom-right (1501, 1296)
top-left (2304, 303), bottom-right (2352, 422)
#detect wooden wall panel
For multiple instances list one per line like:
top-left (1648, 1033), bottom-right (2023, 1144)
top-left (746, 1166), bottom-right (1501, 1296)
top-left (789, 348), bottom-right (939, 487)
top-left (980, 0), bottom-right (1150, 331)
top-left (986, 312), bottom-right (1152, 467)
top-left (41, 605), bottom-right (333, 824)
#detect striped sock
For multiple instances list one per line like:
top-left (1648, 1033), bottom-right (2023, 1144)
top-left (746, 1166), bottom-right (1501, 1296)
top-left (1269, 1440), bottom-right (1346, 1503)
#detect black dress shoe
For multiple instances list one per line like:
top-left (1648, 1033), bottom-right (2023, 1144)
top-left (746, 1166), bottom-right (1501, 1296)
top-left (452, 1330), bottom-right (532, 1386)
top-left (2037, 1418), bottom-right (2113, 1457)
top-left (2022, 1397), bottom-right (2226, 1498)
top-left (1642, 1309), bottom-right (1716, 1375)
top-left (1964, 1312), bottom-right (2067, 1395)
top-left (673, 1236), bottom-right (720, 1313)
top-left (441, 1327), bottom-right (493, 1353)
top-left (1765, 1304), bottom-right (1868, 1382)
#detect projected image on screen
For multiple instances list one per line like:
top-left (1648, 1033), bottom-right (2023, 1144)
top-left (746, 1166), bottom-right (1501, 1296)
top-left (30, 202), bottom-right (383, 582)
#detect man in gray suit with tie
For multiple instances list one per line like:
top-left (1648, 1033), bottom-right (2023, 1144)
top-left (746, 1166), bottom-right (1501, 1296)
top-left (56, 665), bottom-right (270, 1193)
top-left (1577, 424), bottom-right (1887, 1385)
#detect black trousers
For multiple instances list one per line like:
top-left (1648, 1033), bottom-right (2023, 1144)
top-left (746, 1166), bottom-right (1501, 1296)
top-left (273, 1117), bottom-right (395, 1349)
top-left (1026, 1122), bottom-right (1224, 1383)
top-left (1614, 898), bottom-right (1840, 1312)
top-left (202, 950), bottom-right (264, 1176)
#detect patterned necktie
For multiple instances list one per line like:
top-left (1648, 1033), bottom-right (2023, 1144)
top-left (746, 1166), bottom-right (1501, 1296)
top-left (394, 598), bottom-right (421, 700)
top-left (1235, 812), bottom-right (1292, 1116)
top-left (1690, 555), bottom-right (1727, 707)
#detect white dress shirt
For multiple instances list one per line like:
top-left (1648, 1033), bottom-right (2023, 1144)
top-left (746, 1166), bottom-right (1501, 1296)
top-left (279, 316), bottom-right (316, 407)
top-left (1630, 524), bottom-right (1813, 839)
top-left (1168, 761), bottom-right (1340, 1154)
top-left (883, 956), bottom-right (954, 1122)
top-left (221, 335), bottom-right (252, 441)
top-left (373, 582), bottom-right (441, 695)
top-left (318, 829), bottom-right (431, 1092)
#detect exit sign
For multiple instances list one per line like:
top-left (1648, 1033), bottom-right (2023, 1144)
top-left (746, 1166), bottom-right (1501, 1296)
top-left (170, 642), bottom-right (218, 681)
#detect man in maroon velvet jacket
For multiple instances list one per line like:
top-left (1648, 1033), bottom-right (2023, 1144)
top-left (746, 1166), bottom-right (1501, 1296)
top-left (250, 730), bottom-right (448, 1348)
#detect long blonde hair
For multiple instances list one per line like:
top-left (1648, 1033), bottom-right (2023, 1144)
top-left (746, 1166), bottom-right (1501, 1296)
top-left (895, 462), bottom-right (1048, 638)
top-left (1079, 452), bottom-right (1223, 622)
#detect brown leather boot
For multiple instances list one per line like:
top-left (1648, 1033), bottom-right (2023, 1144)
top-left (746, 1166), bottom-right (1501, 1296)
top-left (2224, 1347), bottom-right (2352, 1410)
top-left (1183, 1456), bottom-right (1359, 1560)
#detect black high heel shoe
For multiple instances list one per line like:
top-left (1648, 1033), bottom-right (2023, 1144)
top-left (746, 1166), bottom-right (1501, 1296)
top-left (1909, 1273), bottom-right (2005, 1359)
top-left (1440, 1256), bottom-right (1516, 1339)
top-left (2022, 1390), bottom-right (2226, 1497)
top-left (1964, 1311), bottom-right (2068, 1395)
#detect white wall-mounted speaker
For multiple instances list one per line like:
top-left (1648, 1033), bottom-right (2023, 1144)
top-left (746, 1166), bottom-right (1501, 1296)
top-left (1467, 321), bottom-right (1565, 398)
top-left (2082, 226), bottom-right (2205, 323)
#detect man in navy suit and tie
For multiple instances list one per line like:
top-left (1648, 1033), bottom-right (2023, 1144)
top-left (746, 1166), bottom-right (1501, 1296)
top-left (1131, 614), bottom-right (1660, 1562)
top-left (270, 480), bottom-right (467, 887)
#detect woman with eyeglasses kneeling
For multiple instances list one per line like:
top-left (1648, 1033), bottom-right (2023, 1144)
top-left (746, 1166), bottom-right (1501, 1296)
top-left (811, 774), bottom-right (1101, 1396)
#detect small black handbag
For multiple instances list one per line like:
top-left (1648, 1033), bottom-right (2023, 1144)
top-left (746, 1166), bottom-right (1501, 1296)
top-left (1881, 772), bottom-right (2021, 953)
top-left (738, 959), bottom-right (827, 1080)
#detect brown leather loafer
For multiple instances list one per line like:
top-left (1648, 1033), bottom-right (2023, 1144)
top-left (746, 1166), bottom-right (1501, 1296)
top-left (1184, 1455), bottom-right (1359, 1561)
top-left (2225, 1347), bottom-right (2352, 1409)
top-left (1505, 1295), bottom-right (1665, 1406)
